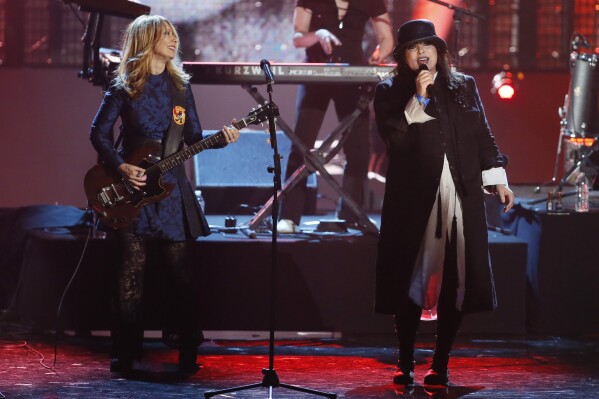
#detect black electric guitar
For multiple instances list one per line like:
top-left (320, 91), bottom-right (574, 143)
top-left (84, 102), bottom-right (277, 229)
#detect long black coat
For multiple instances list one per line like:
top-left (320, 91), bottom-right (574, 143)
top-left (373, 71), bottom-right (506, 315)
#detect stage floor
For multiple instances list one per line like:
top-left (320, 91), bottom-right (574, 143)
top-left (0, 319), bottom-right (598, 399)
top-left (1, 185), bottom-right (599, 397)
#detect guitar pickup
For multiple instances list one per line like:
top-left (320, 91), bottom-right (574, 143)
top-left (97, 189), bottom-right (114, 207)
top-left (121, 180), bottom-right (135, 195)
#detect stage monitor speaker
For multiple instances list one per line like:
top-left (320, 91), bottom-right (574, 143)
top-left (194, 130), bottom-right (317, 214)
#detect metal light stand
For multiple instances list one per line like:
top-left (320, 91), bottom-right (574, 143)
top-left (533, 102), bottom-right (568, 193)
top-left (203, 72), bottom-right (337, 399)
top-left (426, 0), bottom-right (486, 69)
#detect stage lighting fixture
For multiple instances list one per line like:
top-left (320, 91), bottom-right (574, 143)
top-left (491, 70), bottom-right (517, 100)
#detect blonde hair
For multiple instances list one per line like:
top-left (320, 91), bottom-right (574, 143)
top-left (115, 15), bottom-right (190, 98)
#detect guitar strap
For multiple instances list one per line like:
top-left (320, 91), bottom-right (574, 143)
top-left (111, 83), bottom-right (185, 156)
top-left (164, 83), bottom-right (211, 237)
top-left (162, 83), bottom-right (186, 158)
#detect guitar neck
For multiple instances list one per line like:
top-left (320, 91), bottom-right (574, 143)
top-left (148, 119), bottom-right (249, 174)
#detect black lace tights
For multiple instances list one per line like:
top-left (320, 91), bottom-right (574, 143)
top-left (111, 233), bottom-right (200, 360)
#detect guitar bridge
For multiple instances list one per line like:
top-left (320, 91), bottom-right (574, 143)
top-left (98, 183), bottom-right (126, 207)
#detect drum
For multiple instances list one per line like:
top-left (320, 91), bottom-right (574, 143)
top-left (566, 53), bottom-right (599, 137)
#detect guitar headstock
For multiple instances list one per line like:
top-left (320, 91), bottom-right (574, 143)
top-left (237, 102), bottom-right (280, 129)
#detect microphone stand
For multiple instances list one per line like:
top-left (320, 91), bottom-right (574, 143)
top-left (426, 0), bottom-right (486, 69)
top-left (203, 64), bottom-right (337, 399)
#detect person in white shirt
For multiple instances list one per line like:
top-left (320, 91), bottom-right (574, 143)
top-left (373, 19), bottom-right (514, 386)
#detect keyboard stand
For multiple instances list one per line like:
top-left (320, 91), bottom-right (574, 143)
top-left (239, 84), bottom-right (379, 235)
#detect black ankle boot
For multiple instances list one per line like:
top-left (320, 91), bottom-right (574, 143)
top-left (110, 357), bottom-right (133, 374)
top-left (425, 301), bottom-right (461, 386)
top-left (393, 359), bottom-right (415, 385)
top-left (423, 352), bottom-right (449, 386)
top-left (178, 342), bottom-right (199, 375)
top-left (392, 303), bottom-right (421, 385)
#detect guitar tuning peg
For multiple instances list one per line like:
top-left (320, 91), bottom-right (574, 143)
top-left (266, 139), bottom-right (271, 145)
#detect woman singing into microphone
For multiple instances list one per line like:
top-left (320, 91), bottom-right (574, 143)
top-left (373, 19), bottom-right (514, 386)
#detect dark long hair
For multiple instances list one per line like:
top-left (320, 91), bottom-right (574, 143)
top-left (392, 43), bottom-right (471, 110)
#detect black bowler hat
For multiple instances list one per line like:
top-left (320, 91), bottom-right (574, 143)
top-left (394, 19), bottom-right (447, 55)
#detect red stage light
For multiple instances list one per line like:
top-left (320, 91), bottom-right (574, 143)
top-left (497, 84), bottom-right (515, 99)
top-left (491, 70), bottom-right (517, 100)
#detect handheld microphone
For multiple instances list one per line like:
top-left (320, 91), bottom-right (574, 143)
top-left (260, 59), bottom-right (275, 85)
top-left (418, 64), bottom-right (433, 96)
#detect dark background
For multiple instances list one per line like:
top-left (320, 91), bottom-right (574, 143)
top-left (0, 0), bottom-right (596, 208)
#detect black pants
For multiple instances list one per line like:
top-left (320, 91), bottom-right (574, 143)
top-left (111, 233), bottom-right (201, 361)
top-left (280, 83), bottom-right (371, 224)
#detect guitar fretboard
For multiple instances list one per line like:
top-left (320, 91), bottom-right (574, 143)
top-left (159, 131), bottom-right (226, 173)
top-left (146, 115), bottom-right (252, 175)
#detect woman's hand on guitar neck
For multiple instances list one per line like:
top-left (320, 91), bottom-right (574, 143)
top-left (118, 163), bottom-right (147, 190)
top-left (222, 119), bottom-right (240, 144)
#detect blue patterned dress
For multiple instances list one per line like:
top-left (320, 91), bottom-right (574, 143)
top-left (90, 71), bottom-right (209, 241)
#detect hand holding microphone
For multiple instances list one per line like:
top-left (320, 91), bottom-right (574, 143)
top-left (416, 64), bottom-right (434, 98)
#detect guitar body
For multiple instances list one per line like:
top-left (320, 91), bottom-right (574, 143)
top-left (84, 143), bottom-right (175, 229)
top-left (83, 102), bottom-right (276, 229)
